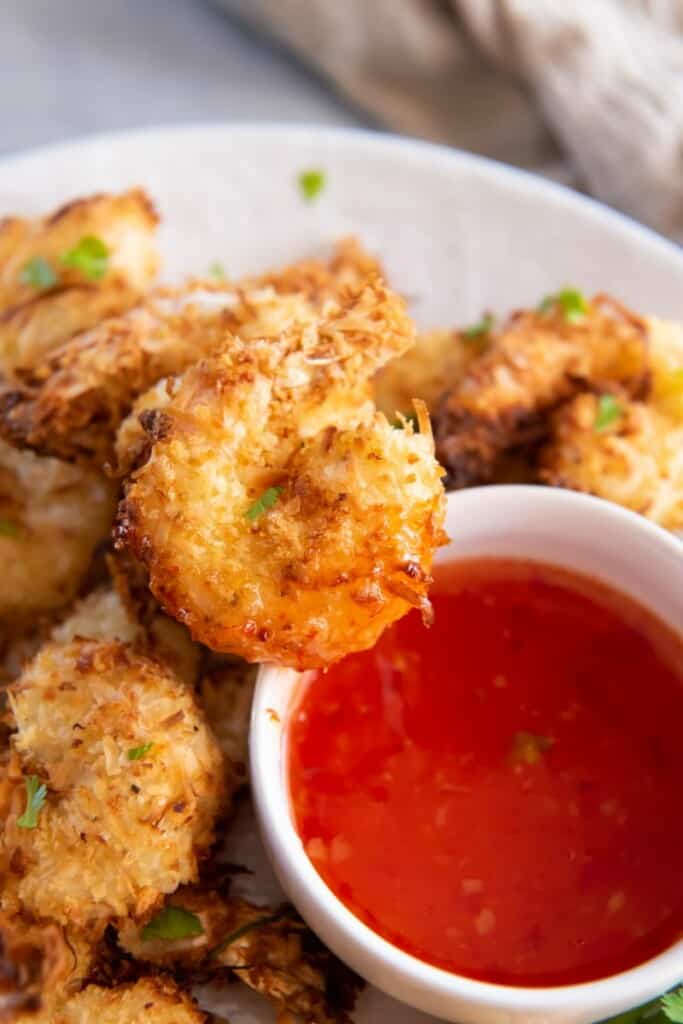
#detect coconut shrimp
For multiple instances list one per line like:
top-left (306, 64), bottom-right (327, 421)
top-left (0, 190), bottom-right (159, 373)
top-left (117, 886), bottom-right (362, 1024)
top-left (116, 279), bottom-right (446, 668)
top-left (0, 239), bottom-right (380, 469)
top-left (539, 317), bottom-right (683, 529)
top-left (433, 294), bottom-right (650, 488)
top-left (1, 639), bottom-right (225, 933)
top-left (0, 440), bottom-right (116, 621)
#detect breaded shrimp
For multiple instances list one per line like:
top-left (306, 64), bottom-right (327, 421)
top-left (539, 392), bottom-right (683, 529)
top-left (1, 640), bottom-right (224, 932)
top-left (11, 977), bottom-right (208, 1024)
top-left (50, 584), bottom-right (201, 687)
top-left (247, 235), bottom-right (383, 303)
top-left (0, 238), bottom-right (379, 468)
top-left (116, 281), bottom-right (446, 668)
top-left (0, 440), bottom-right (116, 620)
top-left (433, 295), bottom-right (650, 488)
top-left (374, 327), bottom-right (488, 418)
top-left (0, 911), bottom-right (94, 1020)
top-left (198, 660), bottom-right (256, 770)
top-left (0, 190), bottom-right (159, 372)
top-left (118, 887), bottom-right (362, 1024)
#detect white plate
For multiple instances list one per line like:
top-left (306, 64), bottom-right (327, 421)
top-left (3, 123), bottom-right (682, 1024)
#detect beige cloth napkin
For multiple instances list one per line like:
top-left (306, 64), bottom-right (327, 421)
top-left (220, 0), bottom-right (683, 241)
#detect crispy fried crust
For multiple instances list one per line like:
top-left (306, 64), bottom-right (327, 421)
top-left (13, 977), bottom-right (208, 1024)
top-left (539, 392), bottom-right (683, 529)
top-left (1, 640), bottom-right (225, 931)
top-left (197, 661), bottom-right (255, 771)
top-left (433, 296), bottom-right (650, 488)
top-left (0, 238), bottom-right (379, 468)
top-left (0, 912), bottom-right (94, 1020)
top-left (0, 440), bottom-right (116, 620)
top-left (374, 327), bottom-right (487, 417)
top-left (0, 190), bottom-right (159, 372)
top-left (118, 887), bottom-right (362, 1024)
top-left (116, 281), bottom-right (446, 667)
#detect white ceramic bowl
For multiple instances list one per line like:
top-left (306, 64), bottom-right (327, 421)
top-left (251, 486), bottom-right (683, 1024)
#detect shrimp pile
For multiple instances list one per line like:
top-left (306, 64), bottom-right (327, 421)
top-left (0, 188), bottom-right (451, 1023)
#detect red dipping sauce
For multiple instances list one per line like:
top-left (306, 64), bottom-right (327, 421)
top-left (288, 559), bottom-right (683, 987)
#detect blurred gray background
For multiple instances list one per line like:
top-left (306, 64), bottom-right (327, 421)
top-left (0, 0), bottom-right (364, 156)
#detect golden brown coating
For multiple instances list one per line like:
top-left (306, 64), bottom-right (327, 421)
top-left (1, 640), bottom-right (225, 932)
top-left (118, 887), bottom-right (362, 1024)
top-left (12, 977), bottom-right (208, 1024)
top-left (0, 440), bottom-right (116, 620)
top-left (374, 327), bottom-right (487, 418)
top-left (116, 280), bottom-right (446, 667)
top-left (433, 295), bottom-right (650, 488)
top-left (0, 190), bottom-right (159, 372)
top-left (0, 238), bottom-right (378, 469)
top-left (539, 392), bottom-right (683, 529)
top-left (0, 911), bottom-right (94, 1020)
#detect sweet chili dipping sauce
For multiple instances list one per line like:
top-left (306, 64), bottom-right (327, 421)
top-left (288, 559), bottom-right (683, 986)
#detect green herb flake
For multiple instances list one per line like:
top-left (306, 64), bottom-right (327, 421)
top-left (246, 486), bottom-right (283, 522)
top-left (510, 731), bottom-right (553, 766)
top-left (392, 411), bottom-right (419, 431)
top-left (0, 519), bottom-right (19, 537)
top-left (595, 393), bottom-right (622, 432)
top-left (210, 910), bottom-right (287, 959)
top-left (662, 988), bottom-right (683, 1023)
top-left (141, 906), bottom-right (204, 942)
top-left (61, 235), bottom-right (110, 281)
top-left (127, 742), bottom-right (154, 761)
top-left (208, 261), bottom-right (226, 280)
top-left (17, 775), bottom-right (47, 829)
top-left (19, 256), bottom-right (58, 290)
top-left (539, 288), bottom-right (589, 323)
top-left (298, 169), bottom-right (326, 203)
top-left (463, 313), bottom-right (495, 339)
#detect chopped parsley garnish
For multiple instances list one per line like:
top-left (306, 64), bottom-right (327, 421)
top-left (510, 731), bottom-right (553, 766)
top-left (208, 261), bottom-right (226, 280)
top-left (298, 169), bottom-right (326, 203)
top-left (61, 235), bottom-right (110, 280)
top-left (392, 411), bottom-right (419, 430)
top-left (19, 256), bottom-right (57, 290)
top-left (127, 742), bottom-right (154, 761)
top-left (595, 393), bottom-right (622, 432)
top-left (246, 486), bottom-right (283, 522)
top-left (663, 989), bottom-right (683, 1023)
top-left (463, 313), bottom-right (495, 339)
top-left (539, 288), bottom-right (589, 323)
top-left (210, 910), bottom-right (287, 958)
top-left (17, 775), bottom-right (47, 829)
top-left (0, 519), bottom-right (19, 537)
top-left (141, 906), bottom-right (204, 942)
top-left (606, 987), bottom-right (683, 1023)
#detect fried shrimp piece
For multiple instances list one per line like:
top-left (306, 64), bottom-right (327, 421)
top-left (374, 327), bottom-right (489, 418)
top-left (0, 190), bottom-right (159, 372)
top-left (118, 888), bottom-right (362, 1024)
top-left (116, 281), bottom-right (446, 667)
top-left (0, 440), bottom-right (116, 620)
top-left (0, 239), bottom-right (376, 469)
top-left (433, 295), bottom-right (650, 488)
top-left (1, 640), bottom-right (224, 932)
top-left (11, 977), bottom-right (208, 1024)
top-left (539, 393), bottom-right (683, 528)
top-left (0, 911), bottom-right (94, 1020)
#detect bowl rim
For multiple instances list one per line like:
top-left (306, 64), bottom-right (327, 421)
top-left (250, 485), bottom-right (683, 1020)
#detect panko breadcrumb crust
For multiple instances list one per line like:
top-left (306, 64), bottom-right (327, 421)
top-left (433, 295), bottom-right (650, 488)
top-left (1, 640), bottom-right (225, 932)
top-left (0, 190), bottom-right (159, 373)
top-left (116, 279), bottom-right (447, 668)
